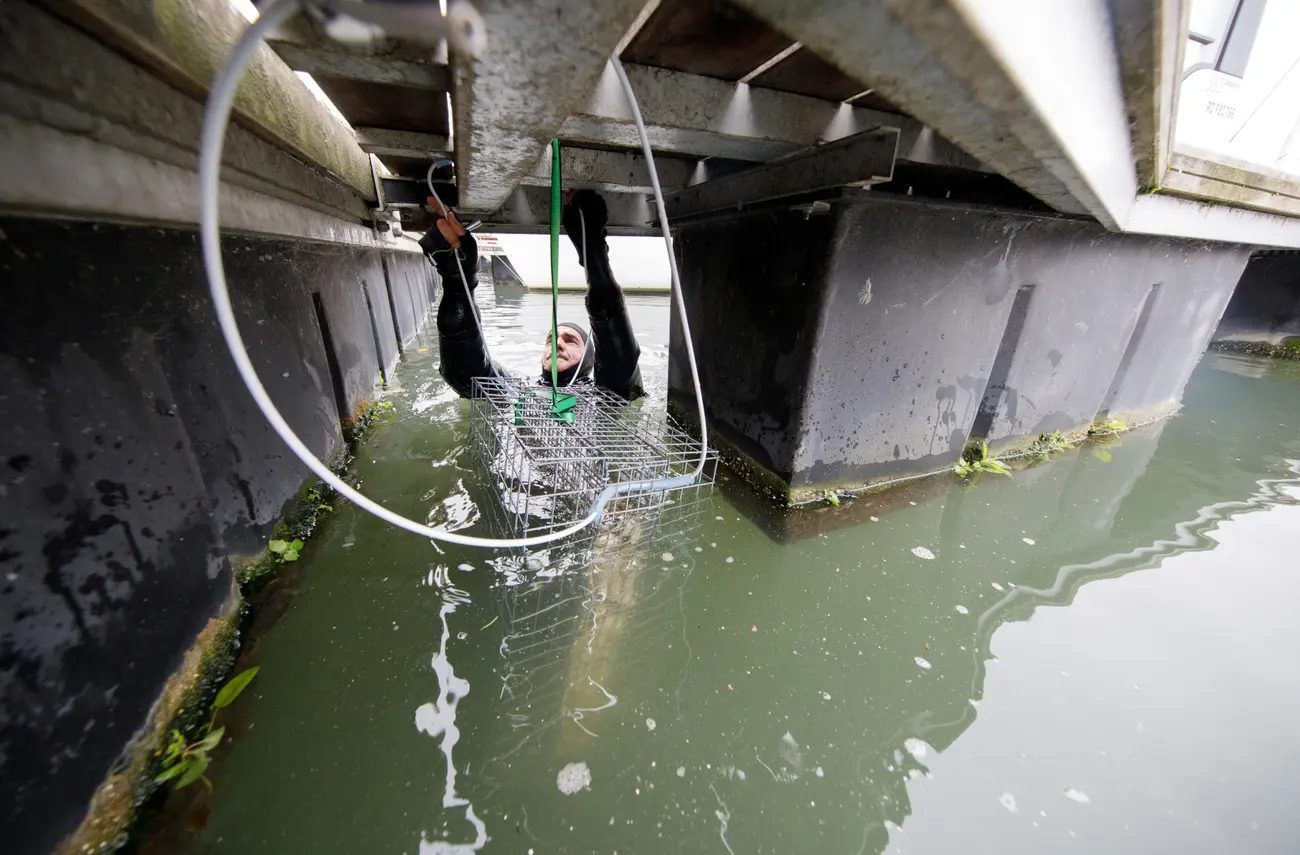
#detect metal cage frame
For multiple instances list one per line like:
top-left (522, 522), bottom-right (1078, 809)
top-left (469, 376), bottom-right (717, 545)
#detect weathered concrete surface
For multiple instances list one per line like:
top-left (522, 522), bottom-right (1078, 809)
top-left (1212, 252), bottom-right (1300, 346)
top-left (37, 0), bottom-right (375, 201)
top-left (355, 127), bottom-right (451, 161)
top-left (733, 0), bottom-right (1134, 225)
top-left (0, 1), bottom-right (373, 228)
top-left (523, 146), bottom-right (693, 195)
top-left (449, 0), bottom-right (647, 213)
top-left (668, 193), bottom-right (1249, 500)
top-left (0, 216), bottom-right (430, 855)
top-left (1110, 0), bottom-right (1181, 188)
top-left (1162, 148), bottom-right (1300, 219)
top-left (485, 184), bottom-right (656, 235)
top-left (560, 61), bottom-right (919, 163)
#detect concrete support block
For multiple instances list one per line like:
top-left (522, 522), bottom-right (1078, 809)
top-left (668, 194), bottom-right (1249, 502)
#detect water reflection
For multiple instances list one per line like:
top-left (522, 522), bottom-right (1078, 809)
top-left (416, 566), bottom-right (486, 853)
top-left (479, 512), bottom-right (705, 780)
top-left (176, 300), bottom-right (1300, 855)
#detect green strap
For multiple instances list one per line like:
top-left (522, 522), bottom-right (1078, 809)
top-left (542, 138), bottom-right (576, 423)
top-left (549, 137), bottom-right (561, 401)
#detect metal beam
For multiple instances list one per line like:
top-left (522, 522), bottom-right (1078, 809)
top-left (521, 147), bottom-right (692, 194)
top-left (733, 0), bottom-right (1138, 228)
top-left (560, 62), bottom-right (915, 163)
top-left (380, 177), bottom-right (431, 207)
top-left (270, 42), bottom-right (450, 90)
top-left (665, 128), bottom-right (899, 219)
top-left (354, 127), bottom-right (450, 159)
top-left (449, 0), bottom-right (649, 214)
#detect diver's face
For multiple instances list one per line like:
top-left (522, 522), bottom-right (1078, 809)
top-left (542, 327), bottom-right (585, 373)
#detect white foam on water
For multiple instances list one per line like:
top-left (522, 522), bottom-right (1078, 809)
top-left (1000, 792), bottom-right (1019, 813)
top-left (645, 718), bottom-right (657, 732)
top-left (991, 582), bottom-right (1005, 591)
top-left (676, 766), bottom-right (686, 777)
top-left (903, 738), bottom-right (929, 760)
top-left (556, 762), bottom-right (591, 795)
top-left (661, 552), bottom-right (674, 562)
top-left (911, 546), bottom-right (936, 560)
top-left (955, 605), bottom-right (969, 615)
top-left (1022, 538), bottom-right (1035, 546)
top-left (1064, 788), bottom-right (1090, 803)
top-left (915, 656), bottom-right (932, 670)
top-left (457, 563), bottom-right (474, 571)
top-left (414, 702), bottom-right (441, 737)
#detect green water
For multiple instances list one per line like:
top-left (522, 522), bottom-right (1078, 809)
top-left (178, 289), bottom-right (1300, 855)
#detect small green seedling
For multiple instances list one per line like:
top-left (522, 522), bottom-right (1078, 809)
top-left (1026, 430), bottom-right (1072, 462)
top-left (821, 490), bottom-right (841, 508)
top-left (954, 440), bottom-right (1012, 479)
top-left (155, 667), bottom-right (259, 792)
top-left (1088, 418), bottom-right (1127, 437)
top-left (268, 538), bottom-right (303, 562)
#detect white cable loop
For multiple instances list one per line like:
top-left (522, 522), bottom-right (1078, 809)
top-left (201, 0), bottom-right (707, 548)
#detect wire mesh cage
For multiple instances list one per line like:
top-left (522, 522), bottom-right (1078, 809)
top-left (469, 376), bottom-right (718, 546)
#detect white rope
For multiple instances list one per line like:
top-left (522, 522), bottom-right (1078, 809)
top-left (200, 0), bottom-right (707, 547)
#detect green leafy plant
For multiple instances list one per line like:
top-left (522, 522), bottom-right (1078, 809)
top-left (267, 538), bottom-right (303, 563)
top-left (820, 490), bottom-right (840, 508)
top-left (1088, 418), bottom-right (1127, 437)
top-left (954, 440), bottom-right (1011, 479)
top-left (1026, 429), bottom-right (1072, 462)
top-left (344, 399), bottom-right (396, 445)
top-left (155, 667), bottom-right (259, 792)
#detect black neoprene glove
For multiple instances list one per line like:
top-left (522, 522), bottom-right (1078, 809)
top-left (562, 190), bottom-right (608, 268)
top-left (420, 214), bottom-right (479, 288)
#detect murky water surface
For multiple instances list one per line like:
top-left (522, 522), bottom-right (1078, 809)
top-left (183, 287), bottom-right (1300, 854)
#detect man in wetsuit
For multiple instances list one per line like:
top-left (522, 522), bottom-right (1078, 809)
top-left (420, 190), bottom-right (644, 401)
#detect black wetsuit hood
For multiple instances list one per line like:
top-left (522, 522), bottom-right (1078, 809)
top-left (540, 322), bottom-right (593, 387)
